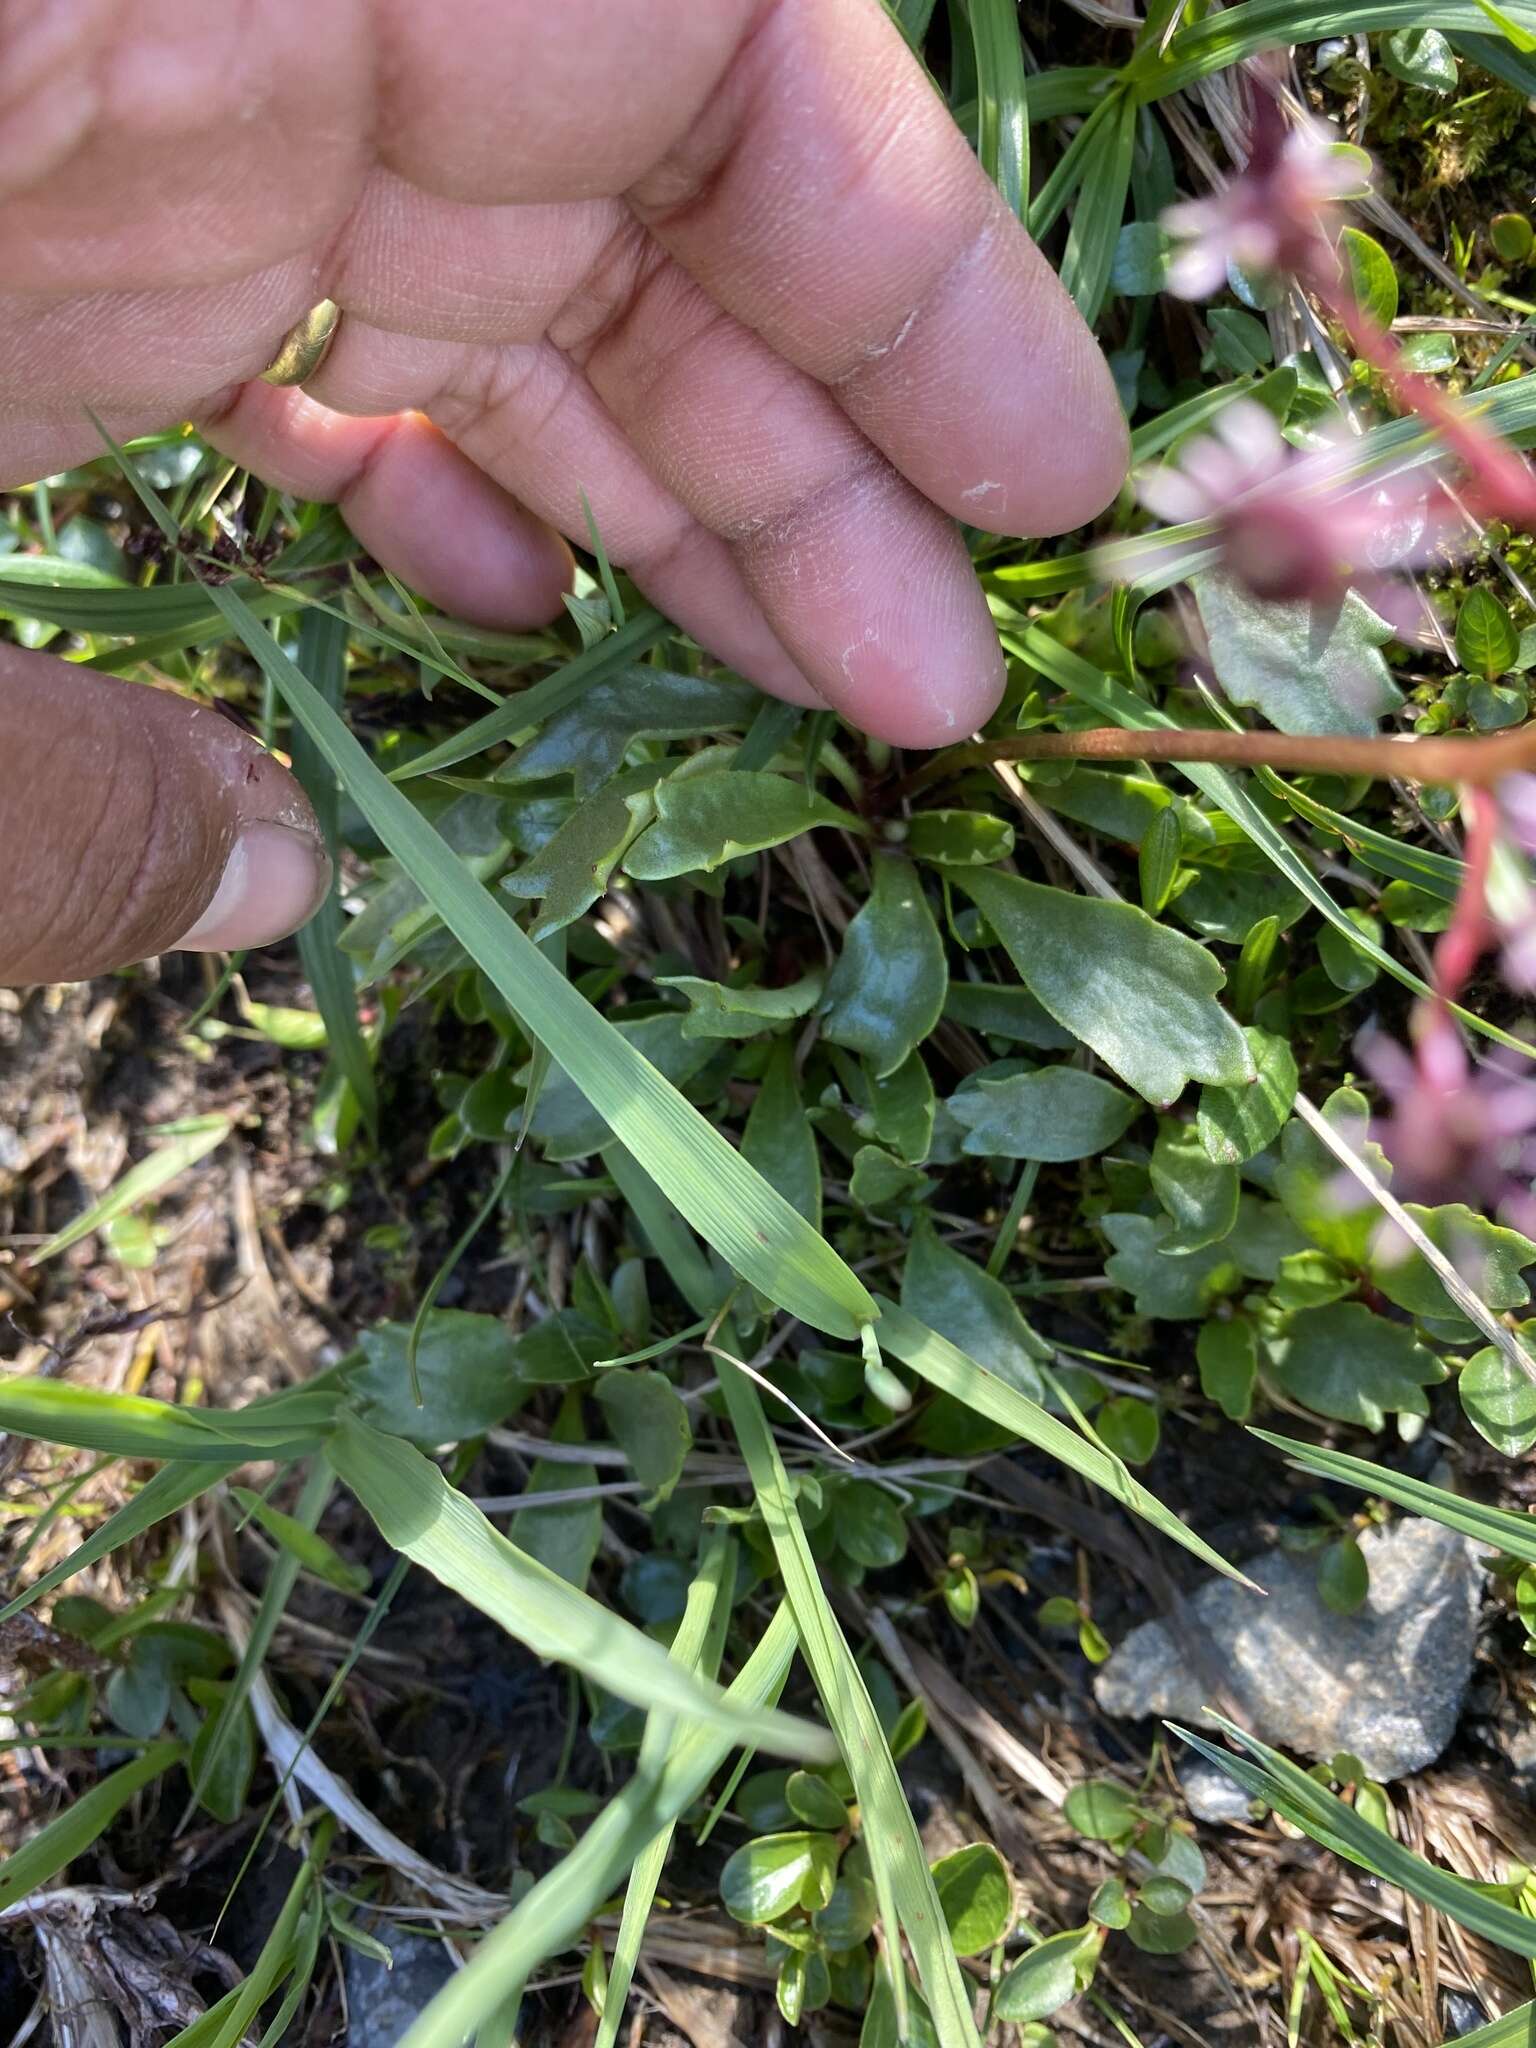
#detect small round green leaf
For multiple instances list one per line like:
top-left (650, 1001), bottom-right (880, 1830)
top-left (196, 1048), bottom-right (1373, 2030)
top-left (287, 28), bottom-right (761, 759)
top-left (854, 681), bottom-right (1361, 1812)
top-left (785, 1769), bottom-right (850, 1831)
top-left (1127, 1903), bottom-right (1199, 1953)
top-left (1460, 1340), bottom-right (1536, 1455)
top-left (1095, 1395), bottom-right (1160, 1466)
top-left (994, 1927), bottom-right (1102, 2023)
top-left (734, 1768), bottom-right (794, 1833)
top-left (1318, 1535), bottom-right (1370, 1615)
top-left (931, 1842), bottom-right (1013, 1956)
top-left (1382, 26), bottom-right (1458, 89)
top-left (1456, 588), bottom-right (1521, 681)
top-left (720, 1832), bottom-right (822, 1925)
top-left (1491, 212), bottom-right (1534, 265)
top-left (1089, 1877), bottom-right (1132, 1929)
top-left (1137, 1875), bottom-right (1193, 1917)
top-left (1196, 1319), bottom-right (1257, 1424)
top-left (775, 1949), bottom-right (806, 2027)
top-left (832, 1480), bottom-right (909, 1569)
top-left (1341, 227), bottom-right (1399, 330)
top-left (1064, 1779), bottom-right (1139, 1842)
top-left (815, 1872), bottom-right (880, 1950)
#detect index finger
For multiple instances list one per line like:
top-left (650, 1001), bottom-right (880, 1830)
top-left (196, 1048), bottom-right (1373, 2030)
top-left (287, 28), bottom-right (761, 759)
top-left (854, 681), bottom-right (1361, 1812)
top-left (627, 0), bottom-right (1128, 538)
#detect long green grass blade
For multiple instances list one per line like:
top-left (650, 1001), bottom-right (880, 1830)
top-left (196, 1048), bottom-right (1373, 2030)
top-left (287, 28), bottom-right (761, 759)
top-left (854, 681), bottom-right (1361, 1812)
top-left (0, 571), bottom-right (291, 639)
top-left (1060, 89), bottom-right (1136, 323)
top-left (0, 1378), bottom-right (322, 1464)
top-left (1252, 1430), bottom-right (1536, 1565)
top-left (603, 1142), bottom-right (727, 1318)
top-left (1029, 89), bottom-right (1118, 240)
top-left (595, 1532), bottom-right (738, 2048)
top-left (0, 1742), bottom-right (182, 1908)
top-left (329, 1417), bottom-right (834, 1761)
top-left (388, 608), bottom-right (671, 783)
top-left (1263, 773), bottom-right (1462, 900)
top-left (32, 1115), bottom-right (230, 1261)
top-left (971, 0), bottom-right (1030, 219)
top-left (1175, 1715), bottom-right (1536, 1958)
top-left (876, 1300), bottom-right (1249, 1583)
top-left (719, 1363), bottom-right (979, 2048)
top-left (1139, 0), bottom-right (1536, 94)
top-left (291, 606), bottom-right (378, 1138)
top-left (398, 1602), bottom-right (802, 2048)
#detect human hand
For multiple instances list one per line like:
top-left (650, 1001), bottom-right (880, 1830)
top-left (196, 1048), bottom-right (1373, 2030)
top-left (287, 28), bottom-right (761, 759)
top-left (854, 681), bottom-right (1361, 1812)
top-left (0, 0), bottom-right (1126, 983)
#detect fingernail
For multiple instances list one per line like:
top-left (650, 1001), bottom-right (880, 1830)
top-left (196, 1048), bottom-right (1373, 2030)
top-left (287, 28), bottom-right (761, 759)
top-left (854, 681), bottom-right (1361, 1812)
top-left (175, 821), bottom-right (332, 953)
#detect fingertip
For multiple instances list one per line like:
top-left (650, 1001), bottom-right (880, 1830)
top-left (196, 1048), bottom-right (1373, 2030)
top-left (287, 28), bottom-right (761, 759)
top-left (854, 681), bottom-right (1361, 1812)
top-left (174, 819), bottom-right (332, 954)
top-left (0, 650), bottom-right (331, 985)
top-left (738, 477), bottom-right (1007, 748)
top-left (835, 624), bottom-right (1006, 750)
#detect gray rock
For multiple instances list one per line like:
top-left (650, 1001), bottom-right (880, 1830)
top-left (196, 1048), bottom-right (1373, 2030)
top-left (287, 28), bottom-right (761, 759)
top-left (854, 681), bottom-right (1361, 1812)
top-left (1179, 1757), bottom-right (1256, 1825)
top-left (344, 1929), bottom-right (455, 2048)
top-left (1095, 1516), bottom-right (1483, 1782)
top-left (1444, 1993), bottom-right (1495, 2038)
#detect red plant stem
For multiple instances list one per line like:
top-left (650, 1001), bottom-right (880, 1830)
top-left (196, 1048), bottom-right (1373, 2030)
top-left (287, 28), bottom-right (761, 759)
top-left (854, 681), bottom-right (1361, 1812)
top-left (908, 719), bottom-right (1536, 790)
top-left (1432, 783), bottom-right (1498, 1009)
top-left (1310, 269), bottom-right (1536, 528)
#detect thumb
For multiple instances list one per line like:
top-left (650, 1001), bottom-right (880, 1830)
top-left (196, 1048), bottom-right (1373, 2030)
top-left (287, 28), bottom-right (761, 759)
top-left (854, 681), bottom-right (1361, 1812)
top-left (0, 646), bottom-right (331, 986)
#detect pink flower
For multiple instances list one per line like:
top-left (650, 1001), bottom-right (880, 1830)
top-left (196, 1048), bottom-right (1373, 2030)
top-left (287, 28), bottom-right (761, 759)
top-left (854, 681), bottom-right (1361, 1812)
top-left (1356, 1007), bottom-right (1536, 1235)
top-left (1497, 773), bottom-right (1536, 859)
top-left (1164, 116), bottom-right (1364, 300)
top-left (1487, 776), bottom-right (1536, 991)
top-left (1131, 399), bottom-right (1458, 606)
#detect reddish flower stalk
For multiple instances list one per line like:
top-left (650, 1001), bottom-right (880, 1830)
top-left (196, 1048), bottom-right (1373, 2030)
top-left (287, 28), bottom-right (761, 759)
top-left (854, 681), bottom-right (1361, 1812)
top-left (1312, 276), bottom-right (1536, 532)
top-left (1162, 76), bottom-right (1536, 536)
top-left (1431, 784), bottom-right (1499, 1007)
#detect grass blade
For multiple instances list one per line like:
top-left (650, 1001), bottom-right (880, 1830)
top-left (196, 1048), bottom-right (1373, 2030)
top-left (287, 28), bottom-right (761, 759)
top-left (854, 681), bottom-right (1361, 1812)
top-left (388, 608), bottom-right (671, 783)
top-left (1059, 89), bottom-right (1136, 323)
top-left (406, 1151), bottom-right (517, 1398)
top-left (1252, 1429), bottom-right (1536, 1565)
top-left (876, 1299), bottom-right (1250, 1584)
top-left (971, 0), bottom-right (1030, 219)
top-left (0, 1742), bottom-right (182, 1908)
top-left (1141, 0), bottom-right (1536, 95)
top-left (0, 1378), bottom-right (323, 1464)
top-left (595, 1531), bottom-right (738, 2048)
top-left (1029, 91), bottom-right (1118, 240)
top-left (291, 605), bottom-right (378, 1139)
top-left (719, 1363), bottom-right (979, 2048)
top-left (328, 1416), bottom-right (835, 1761)
top-left (31, 1115), bottom-right (229, 1262)
top-left (1175, 1714), bottom-right (1536, 1958)
top-left (398, 1603), bottom-right (802, 2048)
top-left (0, 571), bottom-right (291, 639)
